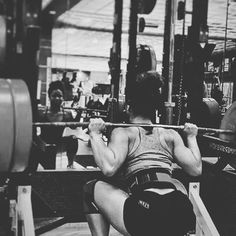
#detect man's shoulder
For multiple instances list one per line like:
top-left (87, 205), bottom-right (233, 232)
top-left (112, 126), bottom-right (137, 138)
top-left (158, 127), bottom-right (177, 134)
top-left (159, 128), bottom-right (181, 144)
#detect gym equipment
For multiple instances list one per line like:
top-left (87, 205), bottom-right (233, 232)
top-left (1, 79), bottom-right (236, 173)
top-left (0, 79), bottom-right (34, 236)
top-left (0, 79), bottom-right (32, 172)
top-left (219, 101), bottom-right (236, 169)
top-left (33, 121), bottom-right (234, 135)
top-left (219, 101), bottom-right (236, 143)
top-left (199, 101), bottom-right (236, 170)
top-left (200, 98), bottom-right (221, 128)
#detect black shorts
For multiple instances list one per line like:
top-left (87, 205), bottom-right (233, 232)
top-left (123, 190), bottom-right (195, 236)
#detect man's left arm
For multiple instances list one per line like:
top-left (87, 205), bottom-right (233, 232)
top-left (173, 124), bottom-right (202, 176)
top-left (89, 119), bottom-right (128, 176)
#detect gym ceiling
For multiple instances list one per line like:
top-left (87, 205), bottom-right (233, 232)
top-left (42, 0), bottom-right (236, 71)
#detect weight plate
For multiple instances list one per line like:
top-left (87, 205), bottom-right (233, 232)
top-left (0, 79), bottom-right (15, 172)
top-left (219, 101), bottom-right (236, 169)
top-left (7, 79), bottom-right (32, 172)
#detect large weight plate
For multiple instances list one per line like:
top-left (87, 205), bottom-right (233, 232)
top-left (0, 15), bottom-right (7, 67)
top-left (7, 79), bottom-right (32, 172)
top-left (219, 101), bottom-right (236, 169)
top-left (0, 79), bottom-right (15, 172)
top-left (202, 98), bottom-right (220, 128)
top-left (219, 101), bottom-right (236, 143)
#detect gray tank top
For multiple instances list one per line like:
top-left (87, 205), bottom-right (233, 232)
top-left (123, 127), bottom-right (174, 179)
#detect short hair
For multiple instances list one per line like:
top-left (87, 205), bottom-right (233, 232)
top-left (129, 71), bottom-right (163, 118)
top-left (48, 80), bottom-right (65, 97)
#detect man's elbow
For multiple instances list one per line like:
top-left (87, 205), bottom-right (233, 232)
top-left (101, 165), bottom-right (117, 177)
top-left (191, 164), bottom-right (202, 176)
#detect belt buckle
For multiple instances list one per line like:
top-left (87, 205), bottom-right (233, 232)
top-left (146, 173), bottom-right (151, 182)
top-left (154, 172), bottom-right (159, 181)
top-left (142, 173), bottom-right (151, 184)
top-left (139, 173), bottom-right (157, 185)
top-left (130, 176), bottom-right (139, 189)
top-left (129, 172), bottom-right (161, 189)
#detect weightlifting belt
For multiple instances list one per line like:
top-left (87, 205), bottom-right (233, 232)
top-left (45, 144), bottom-right (57, 147)
top-left (127, 168), bottom-right (176, 192)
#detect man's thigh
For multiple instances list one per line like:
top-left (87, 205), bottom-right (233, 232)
top-left (94, 181), bottom-right (130, 235)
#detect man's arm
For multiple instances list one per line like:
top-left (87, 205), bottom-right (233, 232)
top-left (172, 123), bottom-right (202, 176)
top-left (89, 119), bottom-right (128, 176)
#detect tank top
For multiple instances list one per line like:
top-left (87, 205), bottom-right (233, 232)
top-left (123, 127), bottom-right (173, 179)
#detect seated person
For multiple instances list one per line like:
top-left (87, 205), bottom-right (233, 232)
top-left (83, 71), bottom-right (202, 236)
top-left (28, 80), bottom-right (80, 170)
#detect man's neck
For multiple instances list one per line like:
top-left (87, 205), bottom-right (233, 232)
top-left (130, 116), bottom-right (152, 125)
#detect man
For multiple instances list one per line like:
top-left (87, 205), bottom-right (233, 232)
top-left (83, 71), bottom-right (202, 236)
top-left (28, 80), bottom-right (80, 170)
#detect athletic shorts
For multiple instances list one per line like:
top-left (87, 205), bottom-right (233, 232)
top-left (123, 190), bottom-right (195, 236)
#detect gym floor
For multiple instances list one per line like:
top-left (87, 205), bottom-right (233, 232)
top-left (41, 222), bottom-right (122, 236)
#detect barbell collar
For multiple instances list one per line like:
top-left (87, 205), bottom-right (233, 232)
top-left (33, 122), bottom-right (235, 135)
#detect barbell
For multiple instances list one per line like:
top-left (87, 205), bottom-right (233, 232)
top-left (33, 121), bottom-right (234, 135)
top-left (1, 79), bottom-right (236, 173)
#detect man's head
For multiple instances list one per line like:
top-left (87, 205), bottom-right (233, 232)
top-left (128, 71), bottom-right (163, 119)
top-left (48, 80), bottom-right (65, 107)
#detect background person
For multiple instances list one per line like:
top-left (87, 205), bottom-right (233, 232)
top-left (83, 71), bottom-right (202, 236)
top-left (28, 80), bottom-right (80, 170)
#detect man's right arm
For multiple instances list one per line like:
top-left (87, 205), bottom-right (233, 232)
top-left (172, 124), bottom-right (202, 176)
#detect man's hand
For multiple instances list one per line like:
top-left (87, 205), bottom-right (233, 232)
top-left (183, 123), bottom-right (198, 138)
top-left (88, 118), bottom-right (106, 135)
